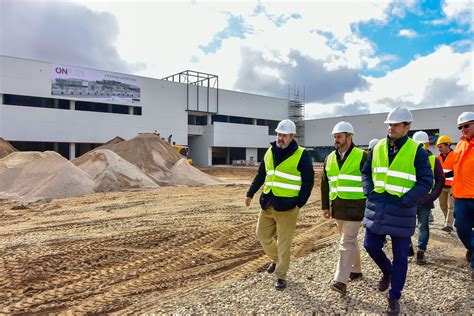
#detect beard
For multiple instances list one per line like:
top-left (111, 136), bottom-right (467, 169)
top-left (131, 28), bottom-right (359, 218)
top-left (276, 142), bottom-right (289, 149)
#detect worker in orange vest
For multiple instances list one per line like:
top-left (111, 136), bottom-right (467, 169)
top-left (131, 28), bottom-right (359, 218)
top-left (436, 135), bottom-right (455, 232)
top-left (452, 111), bottom-right (474, 281)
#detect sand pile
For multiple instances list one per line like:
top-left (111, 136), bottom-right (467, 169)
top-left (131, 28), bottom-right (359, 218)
top-left (103, 136), bottom-right (125, 146)
top-left (73, 149), bottom-right (158, 192)
top-left (0, 152), bottom-right (95, 201)
top-left (0, 138), bottom-right (17, 159)
top-left (96, 133), bottom-right (222, 186)
top-left (0, 151), bottom-right (56, 169)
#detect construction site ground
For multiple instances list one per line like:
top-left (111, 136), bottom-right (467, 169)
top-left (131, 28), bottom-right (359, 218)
top-left (0, 167), bottom-right (471, 314)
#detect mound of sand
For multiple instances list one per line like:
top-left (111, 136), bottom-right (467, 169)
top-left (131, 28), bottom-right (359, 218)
top-left (102, 136), bottom-right (125, 146)
top-left (0, 138), bottom-right (17, 159)
top-left (96, 133), bottom-right (221, 186)
top-left (0, 152), bottom-right (95, 201)
top-left (73, 149), bottom-right (159, 192)
top-left (0, 151), bottom-right (57, 169)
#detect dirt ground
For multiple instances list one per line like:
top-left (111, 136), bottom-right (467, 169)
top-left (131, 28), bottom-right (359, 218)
top-left (0, 167), bottom-right (338, 314)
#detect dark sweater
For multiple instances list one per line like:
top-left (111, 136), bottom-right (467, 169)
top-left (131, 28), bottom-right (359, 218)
top-left (418, 152), bottom-right (445, 209)
top-left (246, 139), bottom-right (314, 211)
top-left (321, 143), bottom-right (368, 221)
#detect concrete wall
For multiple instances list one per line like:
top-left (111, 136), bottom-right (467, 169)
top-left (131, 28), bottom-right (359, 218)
top-left (213, 122), bottom-right (274, 147)
top-left (246, 148), bottom-right (258, 162)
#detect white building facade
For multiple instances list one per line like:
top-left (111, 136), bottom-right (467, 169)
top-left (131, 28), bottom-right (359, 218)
top-left (0, 56), bottom-right (291, 165)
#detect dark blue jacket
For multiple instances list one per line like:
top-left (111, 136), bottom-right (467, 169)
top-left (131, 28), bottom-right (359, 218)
top-left (362, 135), bottom-right (433, 237)
top-left (418, 152), bottom-right (445, 209)
top-left (247, 139), bottom-right (314, 211)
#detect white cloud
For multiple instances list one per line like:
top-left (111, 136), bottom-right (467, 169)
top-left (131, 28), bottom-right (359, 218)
top-left (398, 29), bottom-right (418, 38)
top-left (443, 0), bottom-right (473, 25)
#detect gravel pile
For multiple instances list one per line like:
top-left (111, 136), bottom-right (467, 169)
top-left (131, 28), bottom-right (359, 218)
top-left (152, 207), bottom-right (473, 314)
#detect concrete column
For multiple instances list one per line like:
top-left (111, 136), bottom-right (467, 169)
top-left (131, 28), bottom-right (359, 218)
top-left (69, 143), bottom-right (76, 160)
top-left (54, 142), bottom-right (59, 153)
top-left (246, 148), bottom-right (258, 164)
top-left (207, 113), bottom-right (212, 125)
top-left (252, 118), bottom-right (257, 125)
top-left (129, 106), bottom-right (133, 115)
top-left (208, 147), bottom-right (212, 166)
top-left (54, 99), bottom-right (59, 109)
top-left (226, 147), bottom-right (230, 165)
top-left (70, 100), bottom-right (75, 110)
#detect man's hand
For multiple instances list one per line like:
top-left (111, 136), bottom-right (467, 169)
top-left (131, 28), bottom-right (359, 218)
top-left (245, 197), bottom-right (252, 207)
top-left (322, 209), bottom-right (330, 219)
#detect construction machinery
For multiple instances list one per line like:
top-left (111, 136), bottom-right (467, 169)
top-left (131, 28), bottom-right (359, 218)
top-left (173, 144), bottom-right (193, 165)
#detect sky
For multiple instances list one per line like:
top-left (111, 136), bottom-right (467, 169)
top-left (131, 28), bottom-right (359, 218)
top-left (0, 0), bottom-right (472, 119)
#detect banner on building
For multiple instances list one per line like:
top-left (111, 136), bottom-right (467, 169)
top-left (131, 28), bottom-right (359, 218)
top-left (51, 64), bottom-right (140, 105)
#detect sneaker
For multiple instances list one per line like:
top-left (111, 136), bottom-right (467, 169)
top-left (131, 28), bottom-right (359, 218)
top-left (416, 250), bottom-right (427, 265)
top-left (330, 281), bottom-right (347, 295)
top-left (466, 249), bottom-right (472, 263)
top-left (408, 245), bottom-right (415, 257)
top-left (378, 274), bottom-right (390, 292)
top-left (275, 278), bottom-right (287, 290)
top-left (349, 272), bottom-right (363, 281)
top-left (441, 226), bottom-right (453, 233)
top-left (386, 298), bottom-right (400, 315)
top-left (267, 262), bottom-right (276, 274)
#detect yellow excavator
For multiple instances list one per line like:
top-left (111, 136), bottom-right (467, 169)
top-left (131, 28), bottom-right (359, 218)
top-left (172, 144), bottom-right (193, 165)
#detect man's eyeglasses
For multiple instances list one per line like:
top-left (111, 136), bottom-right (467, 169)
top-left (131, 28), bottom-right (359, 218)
top-left (458, 123), bottom-right (472, 130)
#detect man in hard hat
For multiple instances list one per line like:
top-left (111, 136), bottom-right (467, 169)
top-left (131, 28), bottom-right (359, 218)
top-left (245, 119), bottom-right (314, 290)
top-left (368, 139), bottom-right (379, 153)
top-left (436, 135), bottom-right (455, 232)
top-left (411, 131), bottom-right (445, 265)
top-left (451, 111), bottom-right (474, 280)
top-left (321, 121), bottom-right (367, 295)
top-left (362, 107), bottom-right (433, 314)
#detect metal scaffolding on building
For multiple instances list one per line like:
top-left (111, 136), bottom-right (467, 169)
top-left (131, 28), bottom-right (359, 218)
top-left (288, 85), bottom-right (305, 145)
top-left (162, 70), bottom-right (219, 113)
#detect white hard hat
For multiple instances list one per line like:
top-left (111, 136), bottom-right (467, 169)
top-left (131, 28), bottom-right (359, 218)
top-left (457, 112), bottom-right (474, 126)
top-left (368, 138), bottom-right (379, 149)
top-left (275, 119), bottom-right (296, 134)
top-left (331, 121), bottom-right (354, 134)
top-left (384, 106), bottom-right (413, 124)
top-left (412, 131), bottom-right (429, 143)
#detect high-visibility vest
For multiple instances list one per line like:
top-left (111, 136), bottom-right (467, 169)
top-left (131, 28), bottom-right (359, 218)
top-left (263, 146), bottom-right (304, 197)
top-left (452, 136), bottom-right (474, 199)
top-left (326, 147), bottom-right (365, 200)
top-left (372, 138), bottom-right (418, 197)
top-left (437, 151), bottom-right (454, 186)
top-left (428, 154), bottom-right (435, 194)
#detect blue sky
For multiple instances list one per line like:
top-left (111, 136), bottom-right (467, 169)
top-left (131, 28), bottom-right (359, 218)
top-left (1, 0), bottom-right (472, 118)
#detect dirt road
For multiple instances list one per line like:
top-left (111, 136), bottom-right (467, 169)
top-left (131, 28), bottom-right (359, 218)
top-left (0, 168), bottom-right (335, 314)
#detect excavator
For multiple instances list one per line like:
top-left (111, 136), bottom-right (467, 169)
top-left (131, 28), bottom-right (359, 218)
top-left (172, 144), bottom-right (192, 165)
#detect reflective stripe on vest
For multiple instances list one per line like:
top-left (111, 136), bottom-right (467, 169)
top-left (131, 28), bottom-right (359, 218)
top-left (263, 146), bottom-right (304, 197)
top-left (326, 147), bottom-right (365, 200)
top-left (372, 138), bottom-right (418, 197)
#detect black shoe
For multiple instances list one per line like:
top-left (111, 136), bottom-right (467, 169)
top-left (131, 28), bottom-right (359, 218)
top-left (466, 249), bottom-right (472, 263)
top-left (330, 281), bottom-right (347, 295)
top-left (408, 245), bottom-right (415, 257)
top-left (275, 279), bottom-right (286, 290)
top-left (267, 262), bottom-right (276, 274)
top-left (441, 226), bottom-right (453, 233)
top-left (416, 250), bottom-right (427, 265)
top-left (378, 274), bottom-right (390, 292)
top-left (349, 272), bottom-right (363, 281)
top-left (386, 298), bottom-right (400, 315)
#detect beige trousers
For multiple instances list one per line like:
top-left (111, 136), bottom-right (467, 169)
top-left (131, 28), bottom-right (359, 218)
top-left (334, 219), bottom-right (362, 284)
top-left (256, 205), bottom-right (299, 280)
top-left (438, 187), bottom-right (454, 228)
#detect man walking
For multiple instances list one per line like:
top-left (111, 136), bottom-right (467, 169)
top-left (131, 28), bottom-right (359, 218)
top-left (245, 119), bottom-right (314, 290)
top-left (451, 112), bottom-right (474, 280)
top-left (362, 107), bottom-right (433, 314)
top-left (321, 121), bottom-right (367, 295)
top-left (412, 131), bottom-right (444, 265)
top-left (436, 135), bottom-right (455, 232)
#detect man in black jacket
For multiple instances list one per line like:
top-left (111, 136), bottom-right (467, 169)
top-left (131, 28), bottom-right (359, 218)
top-left (245, 119), bottom-right (314, 290)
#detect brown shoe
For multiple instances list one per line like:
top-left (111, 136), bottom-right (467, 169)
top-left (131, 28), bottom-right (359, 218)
top-left (330, 281), bottom-right (347, 295)
top-left (378, 274), bottom-right (390, 292)
top-left (416, 250), bottom-right (427, 265)
top-left (386, 298), bottom-right (400, 315)
top-left (349, 272), bottom-right (363, 281)
top-left (466, 249), bottom-right (472, 263)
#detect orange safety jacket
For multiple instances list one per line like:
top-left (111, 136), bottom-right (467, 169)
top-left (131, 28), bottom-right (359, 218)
top-left (452, 136), bottom-right (474, 199)
top-left (437, 151), bottom-right (454, 186)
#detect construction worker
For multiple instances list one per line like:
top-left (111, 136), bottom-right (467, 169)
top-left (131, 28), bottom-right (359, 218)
top-left (245, 119), bottom-right (314, 290)
top-left (451, 111), bottom-right (474, 280)
top-left (321, 121), bottom-right (367, 295)
top-left (362, 107), bottom-right (433, 314)
top-left (368, 139), bottom-right (379, 153)
top-left (436, 135), bottom-right (455, 232)
top-left (411, 131), bottom-right (445, 265)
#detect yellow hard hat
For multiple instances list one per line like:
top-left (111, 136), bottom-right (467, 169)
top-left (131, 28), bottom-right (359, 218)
top-left (436, 135), bottom-right (452, 146)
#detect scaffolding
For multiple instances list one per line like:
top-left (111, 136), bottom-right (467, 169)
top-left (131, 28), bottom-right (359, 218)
top-left (288, 85), bottom-right (305, 145)
top-left (162, 70), bottom-right (219, 113)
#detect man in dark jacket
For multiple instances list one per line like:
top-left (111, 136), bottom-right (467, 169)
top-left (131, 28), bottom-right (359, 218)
top-left (362, 107), bottom-right (433, 315)
top-left (321, 121), bottom-right (367, 295)
top-left (245, 119), bottom-right (314, 290)
top-left (412, 131), bottom-right (445, 265)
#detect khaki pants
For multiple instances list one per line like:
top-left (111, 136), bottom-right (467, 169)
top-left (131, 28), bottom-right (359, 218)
top-left (256, 205), bottom-right (299, 280)
top-left (334, 219), bottom-right (362, 284)
top-left (438, 187), bottom-right (454, 228)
